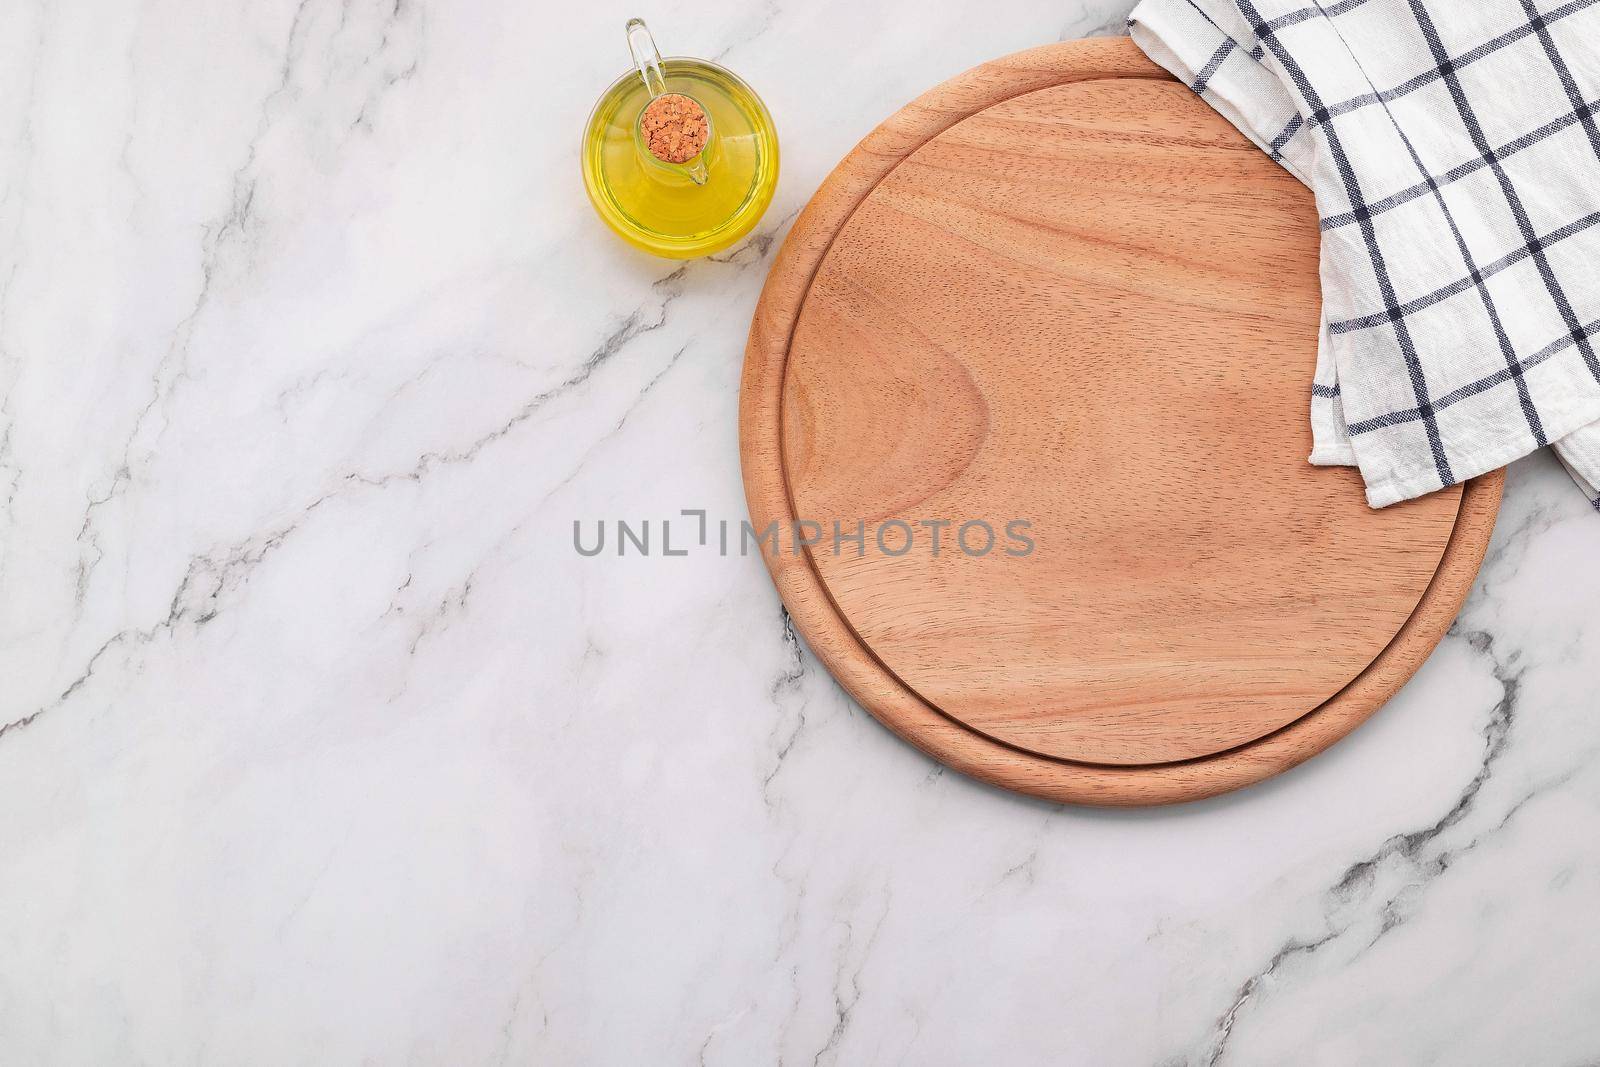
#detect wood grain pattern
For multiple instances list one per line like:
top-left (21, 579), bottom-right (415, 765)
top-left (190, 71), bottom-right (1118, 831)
top-left (739, 38), bottom-right (1503, 805)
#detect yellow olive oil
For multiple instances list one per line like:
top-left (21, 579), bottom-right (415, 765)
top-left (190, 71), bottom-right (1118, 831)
top-left (582, 58), bottom-right (778, 258)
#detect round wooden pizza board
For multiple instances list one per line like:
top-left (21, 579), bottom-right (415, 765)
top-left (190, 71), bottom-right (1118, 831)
top-left (739, 37), bottom-right (1503, 806)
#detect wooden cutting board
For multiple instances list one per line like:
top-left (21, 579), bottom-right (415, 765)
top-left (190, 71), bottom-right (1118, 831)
top-left (740, 37), bottom-right (1502, 806)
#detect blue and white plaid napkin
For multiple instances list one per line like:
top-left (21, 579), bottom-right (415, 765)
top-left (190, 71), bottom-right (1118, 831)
top-left (1129, 0), bottom-right (1600, 508)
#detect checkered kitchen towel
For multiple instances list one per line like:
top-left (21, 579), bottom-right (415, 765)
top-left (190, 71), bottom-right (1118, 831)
top-left (1128, 0), bottom-right (1600, 508)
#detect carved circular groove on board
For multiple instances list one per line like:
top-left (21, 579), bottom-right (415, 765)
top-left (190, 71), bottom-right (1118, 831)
top-left (739, 38), bottom-right (1503, 806)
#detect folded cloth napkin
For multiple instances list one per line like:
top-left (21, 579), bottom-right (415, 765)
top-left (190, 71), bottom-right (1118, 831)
top-left (1128, 0), bottom-right (1600, 508)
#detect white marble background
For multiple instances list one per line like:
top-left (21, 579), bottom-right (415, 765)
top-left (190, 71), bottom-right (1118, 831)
top-left (1, 0), bottom-right (1598, 1063)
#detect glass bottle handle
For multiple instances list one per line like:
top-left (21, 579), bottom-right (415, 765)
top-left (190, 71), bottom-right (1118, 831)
top-left (626, 18), bottom-right (669, 100)
top-left (624, 18), bottom-right (709, 186)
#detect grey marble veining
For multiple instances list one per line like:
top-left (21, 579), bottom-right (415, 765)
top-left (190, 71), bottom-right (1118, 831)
top-left (1, 0), bottom-right (1598, 1063)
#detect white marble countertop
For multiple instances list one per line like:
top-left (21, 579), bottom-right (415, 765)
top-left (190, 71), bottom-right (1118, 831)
top-left (2, 1), bottom-right (1598, 1063)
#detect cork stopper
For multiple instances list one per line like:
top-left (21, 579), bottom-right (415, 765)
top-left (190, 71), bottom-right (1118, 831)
top-left (640, 93), bottom-right (709, 164)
